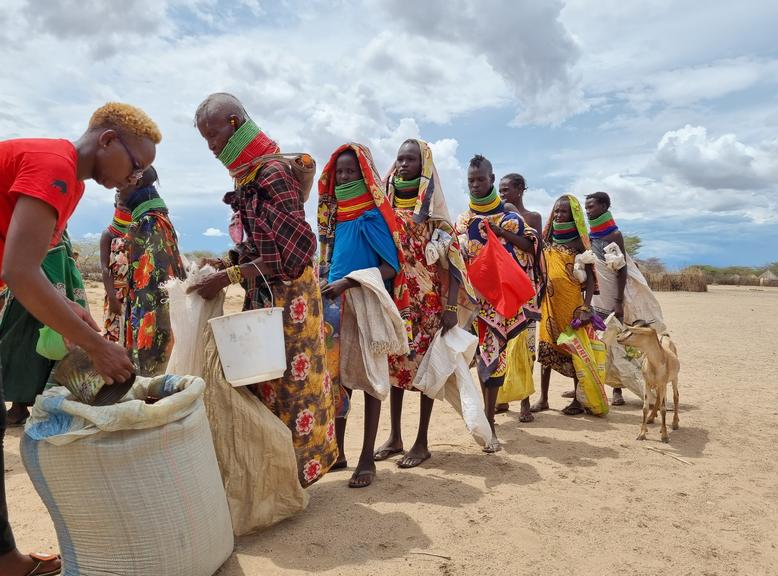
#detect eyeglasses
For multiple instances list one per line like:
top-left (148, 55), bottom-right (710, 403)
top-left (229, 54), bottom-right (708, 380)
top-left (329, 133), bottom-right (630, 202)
top-left (115, 133), bottom-right (145, 185)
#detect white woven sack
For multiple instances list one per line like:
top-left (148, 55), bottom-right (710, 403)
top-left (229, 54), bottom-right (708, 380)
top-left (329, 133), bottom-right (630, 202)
top-left (22, 386), bottom-right (233, 576)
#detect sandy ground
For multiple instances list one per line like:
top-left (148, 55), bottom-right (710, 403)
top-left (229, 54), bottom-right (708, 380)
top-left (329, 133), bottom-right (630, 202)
top-left (5, 285), bottom-right (778, 575)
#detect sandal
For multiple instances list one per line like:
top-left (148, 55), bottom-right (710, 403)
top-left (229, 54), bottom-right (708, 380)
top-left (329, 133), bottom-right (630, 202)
top-left (482, 437), bottom-right (502, 453)
top-left (24, 553), bottom-right (61, 576)
top-left (373, 447), bottom-right (404, 461)
top-left (348, 468), bottom-right (375, 488)
top-left (562, 402), bottom-right (585, 416)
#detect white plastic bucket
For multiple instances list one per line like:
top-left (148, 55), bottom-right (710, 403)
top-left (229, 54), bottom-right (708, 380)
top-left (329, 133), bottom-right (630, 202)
top-left (208, 307), bottom-right (287, 386)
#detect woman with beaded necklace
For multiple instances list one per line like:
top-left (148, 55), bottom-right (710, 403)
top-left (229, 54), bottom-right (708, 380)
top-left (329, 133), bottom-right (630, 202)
top-left (318, 142), bottom-right (402, 488)
top-left (455, 154), bottom-right (539, 453)
top-left (530, 194), bottom-right (597, 416)
top-left (374, 139), bottom-right (474, 469)
top-left (190, 93), bottom-right (337, 488)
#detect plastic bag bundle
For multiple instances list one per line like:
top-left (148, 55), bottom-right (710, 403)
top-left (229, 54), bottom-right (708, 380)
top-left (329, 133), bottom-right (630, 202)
top-left (413, 327), bottom-right (492, 446)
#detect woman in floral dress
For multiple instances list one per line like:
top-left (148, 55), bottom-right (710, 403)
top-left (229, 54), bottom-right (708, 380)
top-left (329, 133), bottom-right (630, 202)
top-left (190, 93), bottom-right (337, 487)
top-left (120, 167), bottom-right (186, 376)
top-left (100, 198), bottom-right (130, 342)
top-left (375, 139), bottom-right (474, 469)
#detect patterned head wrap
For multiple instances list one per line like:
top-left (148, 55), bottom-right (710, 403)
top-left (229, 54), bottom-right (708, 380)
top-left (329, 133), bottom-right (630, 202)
top-left (318, 143), bottom-right (410, 317)
top-left (543, 194), bottom-right (591, 250)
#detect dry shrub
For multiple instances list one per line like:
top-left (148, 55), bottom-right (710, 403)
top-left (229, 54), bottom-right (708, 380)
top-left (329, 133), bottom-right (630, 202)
top-left (645, 272), bottom-right (708, 292)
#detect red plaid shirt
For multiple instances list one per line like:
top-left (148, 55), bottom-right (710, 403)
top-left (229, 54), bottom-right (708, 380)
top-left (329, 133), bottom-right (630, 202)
top-left (235, 160), bottom-right (315, 282)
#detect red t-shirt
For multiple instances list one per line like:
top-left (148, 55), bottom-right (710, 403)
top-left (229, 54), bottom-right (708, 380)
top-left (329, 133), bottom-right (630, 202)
top-left (0, 138), bottom-right (85, 285)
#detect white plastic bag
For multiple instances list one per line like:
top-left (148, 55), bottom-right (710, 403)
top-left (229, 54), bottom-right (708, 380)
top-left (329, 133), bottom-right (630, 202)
top-left (600, 314), bottom-right (646, 400)
top-left (573, 249), bottom-right (596, 283)
top-left (413, 327), bottom-right (492, 446)
top-left (166, 263), bottom-right (226, 377)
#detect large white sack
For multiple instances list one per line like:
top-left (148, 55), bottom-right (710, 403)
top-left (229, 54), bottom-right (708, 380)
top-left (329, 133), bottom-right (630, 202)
top-left (22, 376), bottom-right (233, 576)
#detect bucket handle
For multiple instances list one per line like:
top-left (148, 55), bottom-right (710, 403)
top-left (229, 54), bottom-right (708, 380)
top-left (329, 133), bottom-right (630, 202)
top-left (251, 261), bottom-right (274, 309)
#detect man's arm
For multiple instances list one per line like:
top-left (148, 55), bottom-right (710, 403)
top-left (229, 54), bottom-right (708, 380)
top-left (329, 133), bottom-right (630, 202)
top-left (3, 196), bottom-right (133, 383)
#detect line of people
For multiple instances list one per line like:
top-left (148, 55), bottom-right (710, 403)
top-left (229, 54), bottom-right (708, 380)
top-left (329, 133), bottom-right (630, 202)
top-left (0, 94), bottom-right (666, 574)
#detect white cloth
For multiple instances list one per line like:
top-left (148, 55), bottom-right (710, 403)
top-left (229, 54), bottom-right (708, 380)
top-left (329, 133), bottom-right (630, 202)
top-left (573, 249), bottom-right (596, 283)
top-left (412, 327), bottom-right (492, 446)
top-left (424, 228), bottom-right (452, 268)
top-left (340, 267), bottom-right (409, 400)
top-left (593, 244), bottom-right (666, 332)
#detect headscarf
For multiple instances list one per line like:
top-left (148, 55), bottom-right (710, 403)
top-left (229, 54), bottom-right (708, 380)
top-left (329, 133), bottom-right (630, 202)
top-left (543, 194), bottom-right (590, 250)
top-left (318, 143), bottom-right (410, 317)
top-left (385, 139), bottom-right (475, 300)
top-left (385, 139), bottom-right (452, 224)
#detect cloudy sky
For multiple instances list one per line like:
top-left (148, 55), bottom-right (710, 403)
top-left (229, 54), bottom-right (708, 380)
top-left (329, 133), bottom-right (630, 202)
top-left (3, 0), bottom-right (777, 267)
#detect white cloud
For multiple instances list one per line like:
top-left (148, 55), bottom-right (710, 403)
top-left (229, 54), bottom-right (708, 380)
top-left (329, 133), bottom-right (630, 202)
top-left (82, 232), bottom-right (102, 240)
top-left (377, 0), bottom-right (585, 126)
top-left (655, 125), bottom-right (778, 191)
top-left (567, 125), bottom-right (778, 223)
top-left (203, 227), bottom-right (227, 237)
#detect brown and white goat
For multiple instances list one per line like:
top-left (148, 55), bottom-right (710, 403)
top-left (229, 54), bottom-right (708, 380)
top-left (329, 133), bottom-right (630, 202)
top-left (617, 321), bottom-right (680, 443)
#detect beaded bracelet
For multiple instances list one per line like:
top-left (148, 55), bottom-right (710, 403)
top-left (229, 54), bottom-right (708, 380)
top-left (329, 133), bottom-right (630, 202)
top-left (445, 304), bottom-right (458, 313)
top-left (226, 265), bottom-right (243, 285)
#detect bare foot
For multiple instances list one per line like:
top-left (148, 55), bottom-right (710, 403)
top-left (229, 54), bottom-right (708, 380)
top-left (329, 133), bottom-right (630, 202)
top-left (611, 388), bottom-right (625, 406)
top-left (495, 403), bottom-right (509, 414)
top-left (530, 400), bottom-right (549, 413)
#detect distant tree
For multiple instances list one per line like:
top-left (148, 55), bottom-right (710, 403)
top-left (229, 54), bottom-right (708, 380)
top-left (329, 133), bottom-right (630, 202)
top-left (72, 239), bottom-right (101, 279)
top-left (623, 235), bottom-right (642, 258)
top-left (637, 257), bottom-right (666, 274)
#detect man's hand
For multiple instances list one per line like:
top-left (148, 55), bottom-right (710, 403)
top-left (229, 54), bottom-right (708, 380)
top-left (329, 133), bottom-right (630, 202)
top-left (83, 338), bottom-right (134, 385)
top-left (67, 299), bottom-right (99, 332)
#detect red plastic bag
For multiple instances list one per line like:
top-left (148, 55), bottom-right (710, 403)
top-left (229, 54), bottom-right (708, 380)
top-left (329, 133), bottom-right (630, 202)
top-left (466, 224), bottom-right (535, 318)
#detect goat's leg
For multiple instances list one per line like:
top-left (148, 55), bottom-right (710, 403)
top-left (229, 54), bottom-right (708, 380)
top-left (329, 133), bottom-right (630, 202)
top-left (637, 392), bottom-right (649, 441)
top-left (659, 389), bottom-right (669, 443)
top-left (647, 393), bottom-right (659, 424)
top-left (672, 378), bottom-right (680, 430)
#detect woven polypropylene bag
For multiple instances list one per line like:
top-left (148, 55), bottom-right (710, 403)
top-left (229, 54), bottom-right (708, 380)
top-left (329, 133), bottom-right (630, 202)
top-left (22, 395), bottom-right (234, 576)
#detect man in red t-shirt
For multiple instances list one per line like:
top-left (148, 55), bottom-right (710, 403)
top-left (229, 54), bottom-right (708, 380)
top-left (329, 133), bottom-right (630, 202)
top-left (0, 102), bottom-right (161, 576)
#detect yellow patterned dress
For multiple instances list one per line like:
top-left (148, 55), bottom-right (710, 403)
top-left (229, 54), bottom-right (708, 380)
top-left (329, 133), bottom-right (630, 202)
top-left (538, 243), bottom-right (583, 378)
